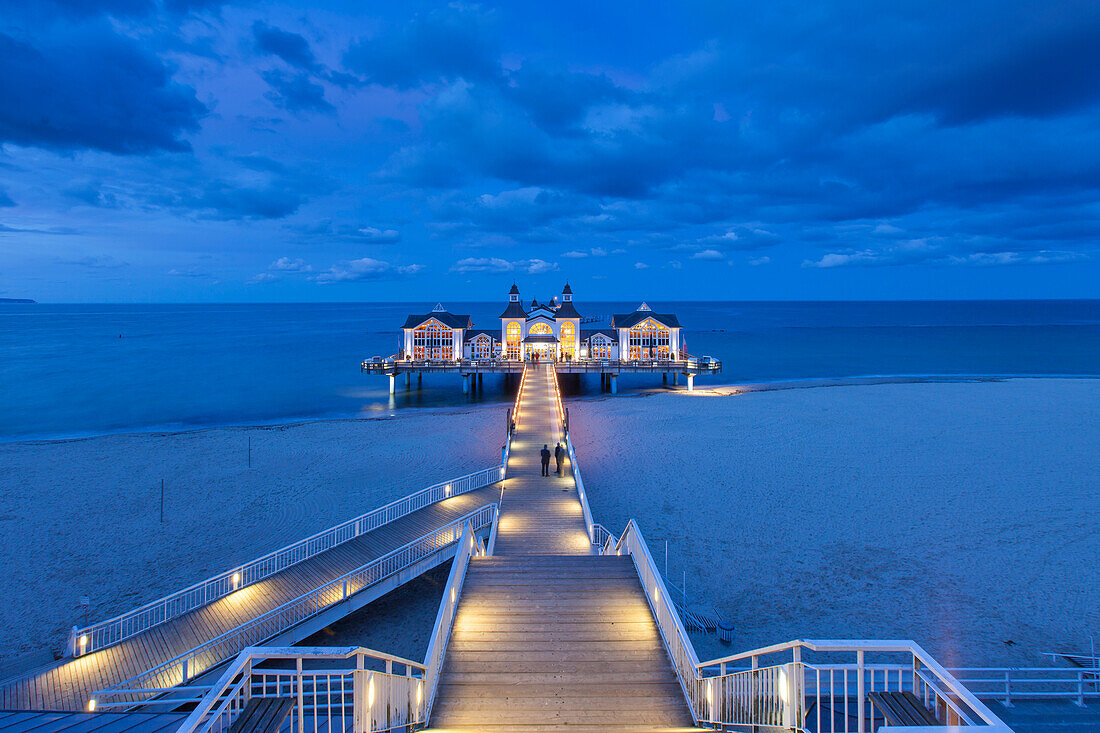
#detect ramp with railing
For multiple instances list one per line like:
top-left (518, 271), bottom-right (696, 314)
top-left (0, 465), bottom-right (504, 713)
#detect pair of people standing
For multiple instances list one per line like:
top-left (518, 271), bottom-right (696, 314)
top-left (540, 442), bottom-right (565, 477)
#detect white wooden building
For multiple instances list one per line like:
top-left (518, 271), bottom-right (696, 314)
top-left (398, 284), bottom-right (683, 362)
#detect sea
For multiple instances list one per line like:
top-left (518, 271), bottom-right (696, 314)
top-left (1, 300), bottom-right (1098, 442)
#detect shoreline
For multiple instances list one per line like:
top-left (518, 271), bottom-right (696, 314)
top-left (5, 372), bottom-right (1098, 446)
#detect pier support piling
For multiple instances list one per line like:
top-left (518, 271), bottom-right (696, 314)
top-left (673, 372), bottom-right (679, 386)
top-left (405, 372), bottom-right (411, 388)
top-left (417, 372), bottom-right (422, 387)
top-left (610, 374), bottom-right (618, 394)
top-left (388, 374), bottom-right (396, 394)
top-left (462, 374), bottom-right (470, 394)
top-left (686, 374), bottom-right (694, 392)
top-left (663, 373), bottom-right (668, 385)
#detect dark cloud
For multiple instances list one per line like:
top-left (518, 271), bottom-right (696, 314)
top-left (0, 27), bottom-right (204, 154)
top-left (252, 21), bottom-right (317, 71)
top-left (260, 69), bottom-right (334, 114)
top-left (343, 5), bottom-right (500, 90)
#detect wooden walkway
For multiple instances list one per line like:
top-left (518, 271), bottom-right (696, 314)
top-left (428, 365), bottom-right (700, 731)
top-left (0, 485), bottom-right (501, 713)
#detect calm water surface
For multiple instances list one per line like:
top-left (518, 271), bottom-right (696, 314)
top-left (1, 300), bottom-right (1097, 440)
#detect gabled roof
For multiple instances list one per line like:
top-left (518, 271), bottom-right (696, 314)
top-left (610, 309), bottom-right (681, 329)
top-left (402, 311), bottom-right (472, 329)
top-left (555, 300), bottom-right (582, 319)
top-left (582, 328), bottom-right (616, 342)
top-left (526, 304), bottom-right (557, 321)
top-left (465, 328), bottom-right (501, 342)
top-left (499, 301), bottom-right (528, 318)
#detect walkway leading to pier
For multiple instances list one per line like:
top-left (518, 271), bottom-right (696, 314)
top-left (0, 486), bottom-right (500, 713)
top-left (428, 365), bottom-right (699, 731)
top-left (494, 364), bottom-right (591, 555)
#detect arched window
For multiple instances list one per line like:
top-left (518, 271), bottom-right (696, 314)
top-left (413, 320), bottom-right (453, 360)
top-left (530, 322), bottom-right (553, 335)
top-left (629, 319), bottom-right (669, 360)
top-left (560, 321), bottom-right (575, 359)
top-left (506, 322), bottom-right (521, 360)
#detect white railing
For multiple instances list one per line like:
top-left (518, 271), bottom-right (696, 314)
top-left (606, 521), bottom-right (1013, 731)
top-left (422, 517), bottom-right (485, 722)
top-left (501, 365), bottom-right (527, 479)
top-left (606, 520), bottom-right (703, 723)
top-left (553, 366), bottom-right (613, 549)
top-left (176, 646), bottom-right (426, 733)
top-left (948, 666), bottom-right (1100, 707)
top-left (93, 506), bottom-right (498, 711)
top-left (71, 465), bottom-right (504, 657)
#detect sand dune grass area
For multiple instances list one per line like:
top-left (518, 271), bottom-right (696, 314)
top-left (570, 378), bottom-right (1100, 667)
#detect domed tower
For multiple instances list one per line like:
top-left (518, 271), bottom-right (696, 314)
top-left (499, 283), bottom-right (526, 360)
top-left (555, 282), bottom-right (582, 360)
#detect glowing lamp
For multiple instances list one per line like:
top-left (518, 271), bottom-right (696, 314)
top-left (654, 586), bottom-right (660, 604)
top-left (79, 635), bottom-right (88, 648)
top-left (368, 675), bottom-right (375, 708)
top-left (778, 668), bottom-right (789, 704)
top-left (416, 681), bottom-right (423, 705)
top-left (87, 699), bottom-right (96, 712)
top-left (445, 484), bottom-right (452, 497)
top-left (451, 588), bottom-right (456, 603)
top-left (231, 572), bottom-right (241, 588)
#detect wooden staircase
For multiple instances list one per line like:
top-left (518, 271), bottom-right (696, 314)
top-left (427, 556), bottom-right (698, 731)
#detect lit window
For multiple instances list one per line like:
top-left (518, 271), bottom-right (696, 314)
top-left (413, 321), bottom-right (453, 360)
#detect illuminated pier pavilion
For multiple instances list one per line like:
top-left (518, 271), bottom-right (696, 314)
top-left (362, 282), bottom-right (722, 393)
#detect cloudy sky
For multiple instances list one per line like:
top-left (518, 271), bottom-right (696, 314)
top-left (1, 0), bottom-right (1098, 302)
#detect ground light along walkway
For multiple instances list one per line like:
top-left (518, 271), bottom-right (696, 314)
top-left (0, 484), bottom-right (500, 713)
top-left (427, 364), bottom-right (702, 732)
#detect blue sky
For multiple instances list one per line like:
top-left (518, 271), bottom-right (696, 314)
top-left (1, 0), bottom-right (1098, 302)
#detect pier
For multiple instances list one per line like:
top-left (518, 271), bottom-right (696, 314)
top-left (362, 358), bottom-right (722, 394)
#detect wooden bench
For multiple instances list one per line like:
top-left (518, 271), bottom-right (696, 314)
top-left (229, 697), bottom-right (295, 733)
top-left (868, 691), bottom-right (941, 726)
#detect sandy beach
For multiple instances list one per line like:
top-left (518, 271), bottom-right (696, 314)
top-left (569, 377), bottom-right (1100, 667)
top-left (2, 377), bottom-right (1097, 679)
top-left (0, 408), bottom-right (502, 676)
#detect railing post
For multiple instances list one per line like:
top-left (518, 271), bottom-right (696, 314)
top-left (857, 650), bottom-right (865, 733)
top-left (243, 658), bottom-right (252, 706)
top-left (182, 658), bottom-right (189, 684)
top-left (297, 657), bottom-right (305, 733)
top-left (1005, 669), bottom-right (1012, 707)
top-left (1078, 670), bottom-right (1085, 707)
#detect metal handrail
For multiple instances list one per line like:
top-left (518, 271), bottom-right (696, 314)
top-left (71, 464), bottom-right (504, 657)
top-left (94, 505), bottom-right (498, 710)
top-left (607, 519), bottom-right (1012, 731)
top-left (422, 517), bottom-right (485, 723)
top-left (176, 646), bottom-right (426, 733)
top-left (948, 666), bottom-right (1100, 707)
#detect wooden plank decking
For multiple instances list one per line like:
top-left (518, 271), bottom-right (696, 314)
top-left (427, 365), bottom-right (700, 731)
top-left (0, 485), bottom-right (500, 713)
